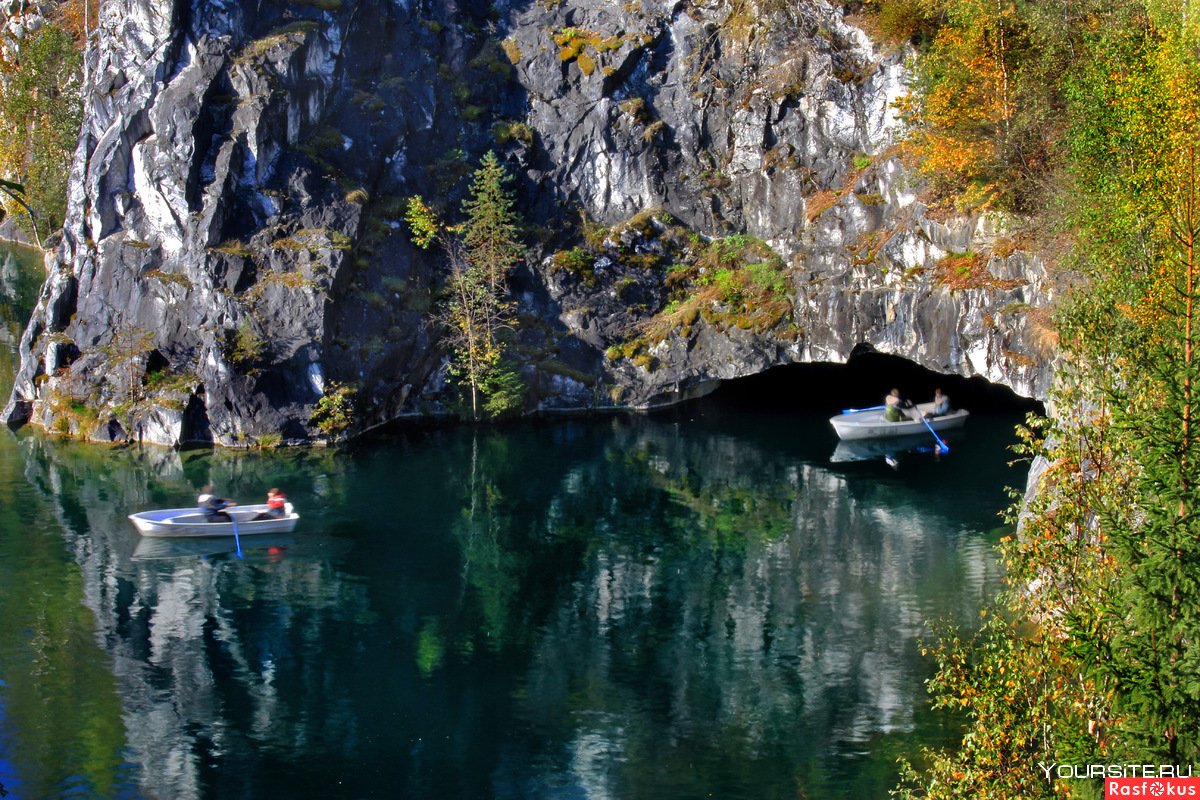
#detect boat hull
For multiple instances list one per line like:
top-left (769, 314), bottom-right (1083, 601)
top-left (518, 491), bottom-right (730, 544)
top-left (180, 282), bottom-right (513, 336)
top-left (830, 405), bottom-right (969, 441)
top-left (129, 503), bottom-right (299, 537)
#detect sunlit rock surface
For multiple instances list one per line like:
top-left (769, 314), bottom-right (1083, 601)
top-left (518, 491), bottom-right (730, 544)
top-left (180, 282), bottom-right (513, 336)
top-left (4, 0), bottom-right (1056, 444)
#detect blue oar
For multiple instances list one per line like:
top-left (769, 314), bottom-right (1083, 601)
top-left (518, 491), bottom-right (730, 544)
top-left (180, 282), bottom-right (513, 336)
top-left (231, 517), bottom-right (243, 559)
top-left (915, 408), bottom-right (950, 453)
top-left (841, 404), bottom-right (886, 414)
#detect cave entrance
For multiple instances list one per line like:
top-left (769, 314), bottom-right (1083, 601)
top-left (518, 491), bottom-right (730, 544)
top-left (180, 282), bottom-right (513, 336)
top-left (181, 386), bottom-right (213, 444)
top-left (691, 350), bottom-right (1044, 417)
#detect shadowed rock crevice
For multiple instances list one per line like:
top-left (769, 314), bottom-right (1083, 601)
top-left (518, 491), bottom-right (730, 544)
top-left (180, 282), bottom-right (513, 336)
top-left (187, 72), bottom-right (237, 214)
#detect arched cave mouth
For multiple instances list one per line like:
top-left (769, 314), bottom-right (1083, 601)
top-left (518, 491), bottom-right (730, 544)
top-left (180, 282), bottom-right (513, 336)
top-left (688, 351), bottom-right (1044, 417)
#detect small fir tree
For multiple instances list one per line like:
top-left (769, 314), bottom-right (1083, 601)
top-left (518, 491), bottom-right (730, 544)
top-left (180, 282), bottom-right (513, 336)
top-left (1102, 148), bottom-right (1200, 762)
top-left (461, 150), bottom-right (523, 291)
top-left (406, 153), bottom-right (527, 420)
top-left (99, 323), bottom-right (155, 404)
top-left (310, 382), bottom-right (356, 438)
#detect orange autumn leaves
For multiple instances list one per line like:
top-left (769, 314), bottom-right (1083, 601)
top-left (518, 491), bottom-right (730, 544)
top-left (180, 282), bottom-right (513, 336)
top-left (894, 0), bottom-right (1021, 209)
top-left (895, 0), bottom-right (1200, 230)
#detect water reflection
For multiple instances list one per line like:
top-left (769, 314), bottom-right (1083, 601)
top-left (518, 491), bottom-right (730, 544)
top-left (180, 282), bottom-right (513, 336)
top-left (498, 419), bottom-right (1002, 799)
top-left (829, 430), bottom-right (964, 464)
top-left (0, 408), bottom-right (1016, 799)
top-left (131, 534), bottom-right (295, 561)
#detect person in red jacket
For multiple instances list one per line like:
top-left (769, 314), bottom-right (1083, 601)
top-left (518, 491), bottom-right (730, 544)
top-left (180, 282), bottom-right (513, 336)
top-left (252, 488), bottom-right (287, 520)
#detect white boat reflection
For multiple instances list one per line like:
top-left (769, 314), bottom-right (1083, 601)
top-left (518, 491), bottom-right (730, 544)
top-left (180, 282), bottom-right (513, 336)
top-left (830, 431), bottom-right (961, 464)
top-left (132, 533), bottom-right (295, 561)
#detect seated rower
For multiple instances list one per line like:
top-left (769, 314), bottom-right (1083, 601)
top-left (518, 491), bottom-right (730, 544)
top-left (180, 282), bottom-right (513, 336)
top-left (198, 484), bottom-right (236, 522)
top-left (252, 488), bottom-right (288, 521)
top-left (929, 388), bottom-right (951, 417)
top-left (884, 388), bottom-right (910, 422)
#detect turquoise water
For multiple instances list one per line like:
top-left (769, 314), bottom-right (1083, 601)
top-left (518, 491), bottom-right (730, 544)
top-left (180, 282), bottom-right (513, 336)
top-left (0, 246), bottom-right (1021, 799)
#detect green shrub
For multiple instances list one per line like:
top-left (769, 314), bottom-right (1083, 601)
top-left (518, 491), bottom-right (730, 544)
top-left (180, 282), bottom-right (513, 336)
top-left (255, 432), bottom-right (283, 449)
top-left (307, 124), bottom-right (345, 151)
top-left (480, 361), bottom-right (525, 419)
top-left (553, 247), bottom-right (594, 273)
top-left (492, 120), bottom-right (535, 147)
top-left (230, 322), bottom-right (267, 366)
top-left (744, 262), bottom-right (790, 297)
top-left (310, 382), bottom-right (356, 437)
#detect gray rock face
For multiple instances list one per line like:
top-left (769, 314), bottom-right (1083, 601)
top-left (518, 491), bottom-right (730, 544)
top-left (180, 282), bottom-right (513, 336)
top-left (4, 0), bottom-right (1057, 445)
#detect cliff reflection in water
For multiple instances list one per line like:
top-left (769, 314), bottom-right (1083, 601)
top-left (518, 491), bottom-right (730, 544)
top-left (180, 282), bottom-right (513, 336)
top-left (8, 410), bottom-right (1012, 799)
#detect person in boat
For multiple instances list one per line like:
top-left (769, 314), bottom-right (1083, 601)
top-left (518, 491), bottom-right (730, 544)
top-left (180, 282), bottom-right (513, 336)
top-left (252, 488), bottom-right (287, 521)
top-left (884, 388), bottom-right (911, 422)
top-left (929, 388), bottom-right (951, 417)
top-left (197, 484), bottom-right (236, 523)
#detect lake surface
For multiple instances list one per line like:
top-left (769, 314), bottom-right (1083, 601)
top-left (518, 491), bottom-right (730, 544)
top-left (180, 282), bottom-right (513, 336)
top-left (0, 245), bottom-right (1020, 799)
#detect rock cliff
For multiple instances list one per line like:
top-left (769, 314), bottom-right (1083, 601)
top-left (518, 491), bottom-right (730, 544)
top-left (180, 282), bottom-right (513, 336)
top-left (3, 0), bottom-right (1058, 445)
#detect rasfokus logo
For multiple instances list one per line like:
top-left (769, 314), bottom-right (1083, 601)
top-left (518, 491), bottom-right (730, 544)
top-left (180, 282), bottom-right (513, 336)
top-left (1104, 778), bottom-right (1200, 797)
top-left (1037, 763), bottom-right (1199, 798)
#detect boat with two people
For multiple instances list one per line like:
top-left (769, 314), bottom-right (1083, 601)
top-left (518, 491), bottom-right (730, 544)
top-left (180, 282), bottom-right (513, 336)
top-left (830, 387), bottom-right (969, 456)
top-left (128, 502), bottom-right (300, 537)
top-left (830, 402), bottom-right (969, 442)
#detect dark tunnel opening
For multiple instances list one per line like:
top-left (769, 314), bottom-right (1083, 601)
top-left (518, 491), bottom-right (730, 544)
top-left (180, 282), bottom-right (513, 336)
top-left (684, 351), bottom-right (1045, 417)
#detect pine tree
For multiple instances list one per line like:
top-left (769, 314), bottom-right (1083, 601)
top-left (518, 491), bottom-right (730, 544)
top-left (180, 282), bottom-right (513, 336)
top-left (461, 150), bottom-right (523, 291)
top-left (405, 152), bottom-right (526, 420)
top-left (99, 323), bottom-right (155, 404)
top-left (1103, 147), bottom-right (1200, 762)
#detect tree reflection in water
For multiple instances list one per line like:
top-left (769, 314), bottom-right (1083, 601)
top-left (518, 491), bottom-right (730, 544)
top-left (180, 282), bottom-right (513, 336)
top-left (1, 409), bottom-right (1016, 799)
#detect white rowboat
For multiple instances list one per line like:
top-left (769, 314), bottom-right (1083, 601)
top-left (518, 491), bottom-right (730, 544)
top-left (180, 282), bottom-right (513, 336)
top-left (830, 403), bottom-right (969, 441)
top-left (128, 503), bottom-right (299, 537)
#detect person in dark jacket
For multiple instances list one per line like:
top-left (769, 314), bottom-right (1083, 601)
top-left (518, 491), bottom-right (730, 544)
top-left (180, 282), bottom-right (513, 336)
top-left (198, 484), bottom-right (236, 522)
